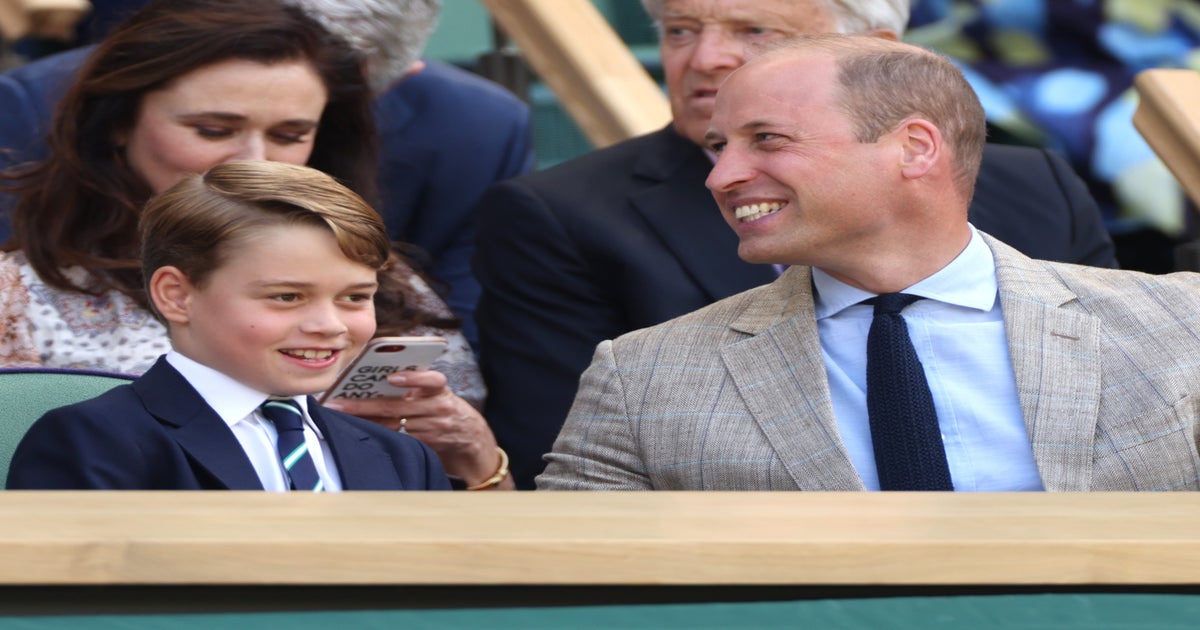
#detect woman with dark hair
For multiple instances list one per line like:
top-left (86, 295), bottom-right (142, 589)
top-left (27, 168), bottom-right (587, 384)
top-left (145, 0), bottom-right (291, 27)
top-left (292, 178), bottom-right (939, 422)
top-left (0, 0), bottom-right (508, 490)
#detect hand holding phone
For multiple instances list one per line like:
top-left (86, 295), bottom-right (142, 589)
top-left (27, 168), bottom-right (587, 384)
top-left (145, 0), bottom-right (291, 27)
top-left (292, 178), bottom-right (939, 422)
top-left (319, 336), bottom-right (448, 403)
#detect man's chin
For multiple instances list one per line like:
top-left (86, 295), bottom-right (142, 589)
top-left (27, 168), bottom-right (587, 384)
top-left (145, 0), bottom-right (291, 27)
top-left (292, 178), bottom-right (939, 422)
top-left (672, 114), bottom-right (712, 147)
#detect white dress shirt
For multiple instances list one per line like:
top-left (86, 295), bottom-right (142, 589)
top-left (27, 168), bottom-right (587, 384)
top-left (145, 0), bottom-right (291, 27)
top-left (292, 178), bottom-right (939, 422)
top-left (165, 351), bottom-right (343, 492)
top-left (814, 226), bottom-right (1044, 491)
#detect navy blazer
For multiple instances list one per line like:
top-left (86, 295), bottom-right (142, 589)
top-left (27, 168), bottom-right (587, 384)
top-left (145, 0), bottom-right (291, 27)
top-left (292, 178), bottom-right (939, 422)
top-left (0, 51), bottom-right (533, 346)
top-left (6, 357), bottom-right (452, 490)
top-left (473, 125), bottom-right (1119, 488)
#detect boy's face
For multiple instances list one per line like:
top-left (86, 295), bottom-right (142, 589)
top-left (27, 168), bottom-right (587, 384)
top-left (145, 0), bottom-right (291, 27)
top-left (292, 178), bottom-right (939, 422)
top-left (167, 224), bottom-right (379, 396)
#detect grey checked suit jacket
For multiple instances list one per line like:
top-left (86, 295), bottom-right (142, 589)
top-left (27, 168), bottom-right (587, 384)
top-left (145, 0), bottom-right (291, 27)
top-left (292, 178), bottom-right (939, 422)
top-left (539, 234), bottom-right (1200, 491)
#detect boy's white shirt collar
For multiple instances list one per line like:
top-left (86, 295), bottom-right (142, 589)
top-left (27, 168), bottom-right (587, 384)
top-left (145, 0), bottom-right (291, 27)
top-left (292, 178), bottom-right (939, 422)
top-left (164, 350), bottom-right (322, 437)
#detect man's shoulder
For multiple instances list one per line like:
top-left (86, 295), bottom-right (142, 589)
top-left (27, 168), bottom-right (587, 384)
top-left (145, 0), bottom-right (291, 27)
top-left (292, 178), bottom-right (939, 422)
top-left (610, 277), bottom-right (793, 350)
top-left (995, 238), bottom-right (1200, 312)
top-left (977, 142), bottom-right (1062, 179)
top-left (1048, 262), bottom-right (1200, 301)
top-left (0, 47), bottom-right (90, 99)
top-left (388, 59), bottom-right (528, 118)
top-left (498, 126), bottom-right (699, 194)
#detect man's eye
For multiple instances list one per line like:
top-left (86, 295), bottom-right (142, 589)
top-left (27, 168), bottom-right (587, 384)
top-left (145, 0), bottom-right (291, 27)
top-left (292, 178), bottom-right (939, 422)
top-left (739, 26), bottom-right (774, 38)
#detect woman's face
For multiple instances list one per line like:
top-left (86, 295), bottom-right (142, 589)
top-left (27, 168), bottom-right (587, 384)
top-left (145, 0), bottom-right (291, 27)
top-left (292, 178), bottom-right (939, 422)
top-left (119, 58), bottom-right (329, 194)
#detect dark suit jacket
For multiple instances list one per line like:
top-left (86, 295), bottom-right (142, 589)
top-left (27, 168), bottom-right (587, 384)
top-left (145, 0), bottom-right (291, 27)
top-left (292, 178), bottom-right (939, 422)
top-left (0, 51), bottom-right (533, 347)
top-left (6, 358), bottom-right (452, 490)
top-left (473, 125), bottom-right (1118, 488)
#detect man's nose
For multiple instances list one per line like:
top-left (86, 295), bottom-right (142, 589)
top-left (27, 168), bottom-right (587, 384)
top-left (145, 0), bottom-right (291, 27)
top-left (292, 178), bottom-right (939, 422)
top-left (706, 146), bottom-right (753, 193)
top-left (689, 27), bottom-right (743, 73)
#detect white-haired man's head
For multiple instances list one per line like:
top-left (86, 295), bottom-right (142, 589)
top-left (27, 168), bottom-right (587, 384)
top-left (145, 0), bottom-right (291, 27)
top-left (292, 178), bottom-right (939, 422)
top-left (290, 0), bottom-right (440, 93)
top-left (639, 0), bottom-right (912, 146)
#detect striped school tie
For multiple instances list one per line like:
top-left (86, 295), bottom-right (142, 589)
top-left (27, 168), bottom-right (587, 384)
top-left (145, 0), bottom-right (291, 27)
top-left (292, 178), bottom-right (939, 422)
top-left (259, 398), bottom-right (324, 492)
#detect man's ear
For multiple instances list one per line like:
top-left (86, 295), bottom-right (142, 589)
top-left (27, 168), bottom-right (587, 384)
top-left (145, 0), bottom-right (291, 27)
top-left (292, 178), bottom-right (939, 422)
top-left (897, 118), bottom-right (941, 181)
top-left (401, 59), bottom-right (426, 79)
top-left (148, 266), bottom-right (194, 324)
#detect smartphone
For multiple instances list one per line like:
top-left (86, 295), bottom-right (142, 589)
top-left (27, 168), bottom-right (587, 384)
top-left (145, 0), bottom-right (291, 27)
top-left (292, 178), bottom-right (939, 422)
top-left (319, 336), bottom-right (448, 403)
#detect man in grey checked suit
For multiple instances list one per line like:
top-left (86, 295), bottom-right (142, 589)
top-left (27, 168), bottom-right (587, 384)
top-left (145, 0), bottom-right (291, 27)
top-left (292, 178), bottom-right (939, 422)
top-left (538, 35), bottom-right (1200, 492)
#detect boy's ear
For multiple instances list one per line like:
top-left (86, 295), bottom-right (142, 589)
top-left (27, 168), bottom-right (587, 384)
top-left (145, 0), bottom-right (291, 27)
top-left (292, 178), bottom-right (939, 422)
top-left (148, 266), bottom-right (193, 324)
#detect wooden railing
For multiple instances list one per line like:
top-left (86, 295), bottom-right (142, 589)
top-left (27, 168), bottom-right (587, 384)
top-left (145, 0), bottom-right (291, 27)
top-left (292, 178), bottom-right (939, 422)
top-left (480, 0), bottom-right (671, 148)
top-left (3, 492), bottom-right (1200, 585)
top-left (0, 0), bottom-right (87, 42)
top-left (1133, 68), bottom-right (1200, 208)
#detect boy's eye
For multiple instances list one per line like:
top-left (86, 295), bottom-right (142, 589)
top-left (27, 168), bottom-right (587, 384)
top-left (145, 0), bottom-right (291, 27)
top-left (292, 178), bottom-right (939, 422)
top-left (344, 292), bottom-right (374, 304)
top-left (270, 293), bottom-right (302, 303)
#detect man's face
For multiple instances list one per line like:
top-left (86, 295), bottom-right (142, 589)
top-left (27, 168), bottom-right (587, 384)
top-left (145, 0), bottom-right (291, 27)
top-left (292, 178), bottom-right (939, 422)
top-left (703, 53), bottom-right (900, 273)
top-left (659, 0), bottom-right (840, 147)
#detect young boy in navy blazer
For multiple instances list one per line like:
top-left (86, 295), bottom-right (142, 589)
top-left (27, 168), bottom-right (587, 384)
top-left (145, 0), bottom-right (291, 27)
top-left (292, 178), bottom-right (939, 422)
top-left (7, 161), bottom-right (451, 490)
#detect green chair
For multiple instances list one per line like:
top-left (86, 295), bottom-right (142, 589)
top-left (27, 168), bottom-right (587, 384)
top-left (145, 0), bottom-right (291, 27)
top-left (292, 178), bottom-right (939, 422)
top-left (0, 367), bottom-right (134, 487)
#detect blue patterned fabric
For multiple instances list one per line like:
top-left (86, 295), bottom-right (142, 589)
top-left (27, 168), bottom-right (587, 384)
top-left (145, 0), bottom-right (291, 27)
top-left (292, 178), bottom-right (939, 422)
top-left (908, 0), bottom-right (1200, 271)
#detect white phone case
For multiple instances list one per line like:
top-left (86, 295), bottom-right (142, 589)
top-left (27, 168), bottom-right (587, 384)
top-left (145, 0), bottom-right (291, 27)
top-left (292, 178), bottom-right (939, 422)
top-left (319, 336), bottom-right (448, 403)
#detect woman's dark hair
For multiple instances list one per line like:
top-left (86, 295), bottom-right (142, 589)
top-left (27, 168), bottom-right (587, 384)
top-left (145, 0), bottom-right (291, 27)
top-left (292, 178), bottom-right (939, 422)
top-left (1, 0), bottom-right (377, 308)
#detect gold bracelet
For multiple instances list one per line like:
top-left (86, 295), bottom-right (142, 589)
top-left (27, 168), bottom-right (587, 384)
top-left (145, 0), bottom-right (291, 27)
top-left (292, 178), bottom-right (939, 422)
top-left (466, 447), bottom-right (509, 491)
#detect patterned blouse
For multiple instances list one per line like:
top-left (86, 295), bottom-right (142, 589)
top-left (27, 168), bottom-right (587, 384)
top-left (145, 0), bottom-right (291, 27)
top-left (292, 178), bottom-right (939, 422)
top-left (0, 251), bottom-right (485, 410)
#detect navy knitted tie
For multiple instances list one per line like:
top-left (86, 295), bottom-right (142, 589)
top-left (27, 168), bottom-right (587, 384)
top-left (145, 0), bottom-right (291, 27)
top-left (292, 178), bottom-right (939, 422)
top-left (865, 293), bottom-right (953, 491)
top-left (259, 398), bottom-right (324, 492)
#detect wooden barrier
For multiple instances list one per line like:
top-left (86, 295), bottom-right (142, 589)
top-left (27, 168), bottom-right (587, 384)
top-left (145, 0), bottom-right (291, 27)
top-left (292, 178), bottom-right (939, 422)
top-left (480, 0), bottom-right (671, 148)
top-left (1132, 68), bottom-right (1200, 208)
top-left (0, 0), bottom-right (88, 41)
top-left (3, 492), bottom-right (1200, 586)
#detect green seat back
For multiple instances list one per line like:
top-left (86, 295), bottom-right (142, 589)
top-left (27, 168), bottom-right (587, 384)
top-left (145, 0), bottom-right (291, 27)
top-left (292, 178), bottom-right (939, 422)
top-left (0, 368), bottom-right (134, 487)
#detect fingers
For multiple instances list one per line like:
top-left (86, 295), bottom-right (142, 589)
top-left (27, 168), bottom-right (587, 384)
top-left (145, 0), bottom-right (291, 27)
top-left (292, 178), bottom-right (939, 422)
top-left (325, 388), bottom-right (457, 426)
top-left (386, 369), bottom-right (447, 397)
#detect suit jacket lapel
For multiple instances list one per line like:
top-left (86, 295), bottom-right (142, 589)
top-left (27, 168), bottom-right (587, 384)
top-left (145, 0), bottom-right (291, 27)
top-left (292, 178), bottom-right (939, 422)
top-left (721, 268), bottom-right (865, 490)
top-left (132, 358), bottom-right (263, 490)
top-left (630, 127), bottom-right (777, 301)
top-left (986, 235), bottom-right (1100, 491)
top-left (308, 402), bottom-right (403, 490)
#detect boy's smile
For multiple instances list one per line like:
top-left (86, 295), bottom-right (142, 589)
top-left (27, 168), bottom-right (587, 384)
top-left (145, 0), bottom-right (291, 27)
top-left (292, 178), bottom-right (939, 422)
top-left (165, 223), bottom-right (379, 396)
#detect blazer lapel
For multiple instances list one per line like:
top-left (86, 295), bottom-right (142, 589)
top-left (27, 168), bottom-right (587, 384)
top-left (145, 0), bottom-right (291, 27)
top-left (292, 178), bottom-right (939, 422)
top-left (721, 268), bottom-right (865, 490)
top-left (630, 127), bottom-right (778, 301)
top-left (986, 235), bottom-right (1100, 491)
top-left (308, 403), bottom-right (403, 490)
top-left (132, 358), bottom-right (263, 490)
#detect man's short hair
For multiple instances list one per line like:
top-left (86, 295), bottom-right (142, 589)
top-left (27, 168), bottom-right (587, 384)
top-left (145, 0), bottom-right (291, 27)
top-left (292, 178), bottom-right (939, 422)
top-left (761, 35), bottom-right (986, 201)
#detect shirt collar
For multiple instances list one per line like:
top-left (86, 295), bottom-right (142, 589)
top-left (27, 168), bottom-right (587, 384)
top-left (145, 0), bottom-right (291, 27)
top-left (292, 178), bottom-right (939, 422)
top-left (164, 351), bottom-right (317, 433)
top-left (814, 225), bottom-right (998, 319)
